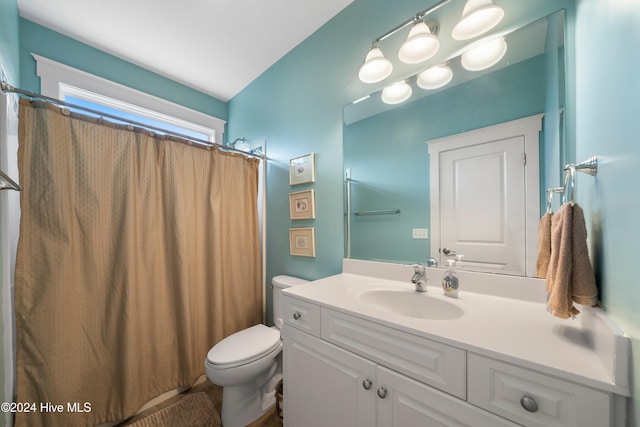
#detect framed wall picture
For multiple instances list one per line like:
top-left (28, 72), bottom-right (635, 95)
top-left (289, 227), bottom-right (316, 257)
top-left (289, 153), bottom-right (315, 185)
top-left (289, 189), bottom-right (316, 220)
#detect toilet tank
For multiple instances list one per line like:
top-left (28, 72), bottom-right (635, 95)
top-left (272, 275), bottom-right (309, 329)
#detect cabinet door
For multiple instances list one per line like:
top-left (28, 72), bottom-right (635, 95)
top-left (376, 366), bottom-right (517, 427)
top-left (283, 325), bottom-right (377, 427)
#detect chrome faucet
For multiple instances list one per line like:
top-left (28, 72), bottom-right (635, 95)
top-left (426, 257), bottom-right (438, 268)
top-left (408, 264), bottom-right (428, 292)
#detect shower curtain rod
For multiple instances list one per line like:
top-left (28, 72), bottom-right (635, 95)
top-left (0, 168), bottom-right (21, 191)
top-left (0, 81), bottom-right (264, 160)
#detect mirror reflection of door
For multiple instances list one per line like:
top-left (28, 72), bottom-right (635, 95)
top-left (429, 115), bottom-right (542, 276)
top-left (439, 137), bottom-right (526, 274)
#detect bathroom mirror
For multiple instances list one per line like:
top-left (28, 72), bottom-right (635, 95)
top-left (343, 10), bottom-right (566, 277)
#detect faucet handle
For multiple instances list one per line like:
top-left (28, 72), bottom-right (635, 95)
top-left (406, 263), bottom-right (428, 292)
top-left (406, 263), bottom-right (425, 273)
top-left (426, 257), bottom-right (438, 267)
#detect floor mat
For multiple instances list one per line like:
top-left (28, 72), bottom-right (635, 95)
top-left (126, 392), bottom-right (220, 427)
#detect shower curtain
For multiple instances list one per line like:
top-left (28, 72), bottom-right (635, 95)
top-left (14, 99), bottom-right (263, 426)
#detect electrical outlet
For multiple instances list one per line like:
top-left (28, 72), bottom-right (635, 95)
top-left (412, 228), bottom-right (428, 239)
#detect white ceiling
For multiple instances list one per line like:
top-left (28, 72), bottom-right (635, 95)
top-left (17, 0), bottom-right (353, 102)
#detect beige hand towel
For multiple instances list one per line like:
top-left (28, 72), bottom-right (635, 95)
top-left (535, 212), bottom-right (553, 278)
top-left (570, 204), bottom-right (599, 306)
top-left (546, 203), bottom-right (599, 318)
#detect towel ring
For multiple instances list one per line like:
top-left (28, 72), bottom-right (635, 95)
top-left (546, 187), bottom-right (564, 213)
top-left (562, 165), bottom-right (576, 205)
top-left (545, 157), bottom-right (598, 209)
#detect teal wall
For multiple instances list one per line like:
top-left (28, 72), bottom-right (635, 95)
top-left (18, 18), bottom-right (228, 121)
top-left (575, 1), bottom-right (640, 424)
top-left (345, 55), bottom-right (546, 264)
top-left (228, 0), bottom-right (575, 321)
top-left (0, 0), bottom-right (20, 84)
top-left (543, 11), bottom-right (567, 193)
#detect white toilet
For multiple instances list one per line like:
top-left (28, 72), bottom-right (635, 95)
top-left (205, 275), bottom-right (308, 427)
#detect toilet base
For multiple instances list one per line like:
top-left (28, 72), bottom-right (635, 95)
top-left (219, 360), bottom-right (281, 427)
top-left (221, 383), bottom-right (275, 427)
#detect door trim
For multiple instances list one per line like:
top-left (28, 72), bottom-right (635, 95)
top-left (427, 114), bottom-right (543, 277)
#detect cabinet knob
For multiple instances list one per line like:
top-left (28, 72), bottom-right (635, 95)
top-left (293, 312), bottom-right (301, 320)
top-left (377, 387), bottom-right (387, 399)
top-left (362, 379), bottom-right (372, 390)
top-left (520, 395), bottom-right (539, 413)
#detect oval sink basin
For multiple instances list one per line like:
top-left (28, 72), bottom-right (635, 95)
top-left (357, 289), bottom-right (463, 320)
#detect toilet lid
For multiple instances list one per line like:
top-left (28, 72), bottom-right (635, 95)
top-left (207, 324), bottom-right (280, 366)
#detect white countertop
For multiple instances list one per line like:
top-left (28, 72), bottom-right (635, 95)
top-left (283, 261), bottom-right (630, 396)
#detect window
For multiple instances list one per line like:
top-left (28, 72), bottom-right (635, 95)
top-left (33, 54), bottom-right (225, 143)
top-left (64, 92), bottom-right (212, 142)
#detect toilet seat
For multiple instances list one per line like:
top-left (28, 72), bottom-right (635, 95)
top-left (207, 324), bottom-right (281, 369)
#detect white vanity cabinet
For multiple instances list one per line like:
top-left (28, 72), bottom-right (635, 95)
top-left (283, 295), bottom-right (517, 427)
top-left (280, 263), bottom-right (629, 427)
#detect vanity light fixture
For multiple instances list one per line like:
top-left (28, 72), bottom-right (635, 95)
top-left (358, 46), bottom-right (394, 84)
top-left (461, 36), bottom-right (507, 71)
top-left (381, 81), bottom-right (413, 105)
top-left (358, 0), bottom-right (452, 84)
top-left (452, 0), bottom-right (505, 40)
top-left (398, 21), bottom-right (440, 64)
top-left (417, 64), bottom-right (453, 90)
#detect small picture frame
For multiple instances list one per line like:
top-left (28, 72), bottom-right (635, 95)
top-left (289, 189), bottom-right (316, 220)
top-left (289, 227), bottom-right (316, 257)
top-left (289, 153), bottom-right (315, 186)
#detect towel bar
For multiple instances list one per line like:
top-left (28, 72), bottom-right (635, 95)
top-left (354, 209), bottom-right (401, 216)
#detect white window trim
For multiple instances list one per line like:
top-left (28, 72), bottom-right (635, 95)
top-left (33, 54), bottom-right (226, 143)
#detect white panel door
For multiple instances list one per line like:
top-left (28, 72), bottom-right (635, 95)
top-left (283, 325), bottom-right (377, 427)
top-left (428, 115), bottom-right (542, 277)
top-left (439, 136), bottom-right (526, 275)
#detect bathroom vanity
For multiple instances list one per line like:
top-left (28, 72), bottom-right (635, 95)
top-left (281, 259), bottom-right (629, 427)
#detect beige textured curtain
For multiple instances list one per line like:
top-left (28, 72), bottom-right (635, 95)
top-left (14, 99), bottom-right (262, 426)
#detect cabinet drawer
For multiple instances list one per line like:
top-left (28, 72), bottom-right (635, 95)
top-left (467, 353), bottom-right (611, 427)
top-left (321, 307), bottom-right (466, 399)
top-left (282, 294), bottom-right (320, 337)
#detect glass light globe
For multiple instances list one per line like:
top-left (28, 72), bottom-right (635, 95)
top-left (398, 22), bottom-right (440, 64)
top-left (358, 47), bottom-right (393, 84)
top-left (417, 64), bottom-right (453, 90)
top-left (452, 0), bottom-right (505, 40)
top-left (461, 37), bottom-right (507, 71)
top-left (381, 81), bottom-right (412, 105)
